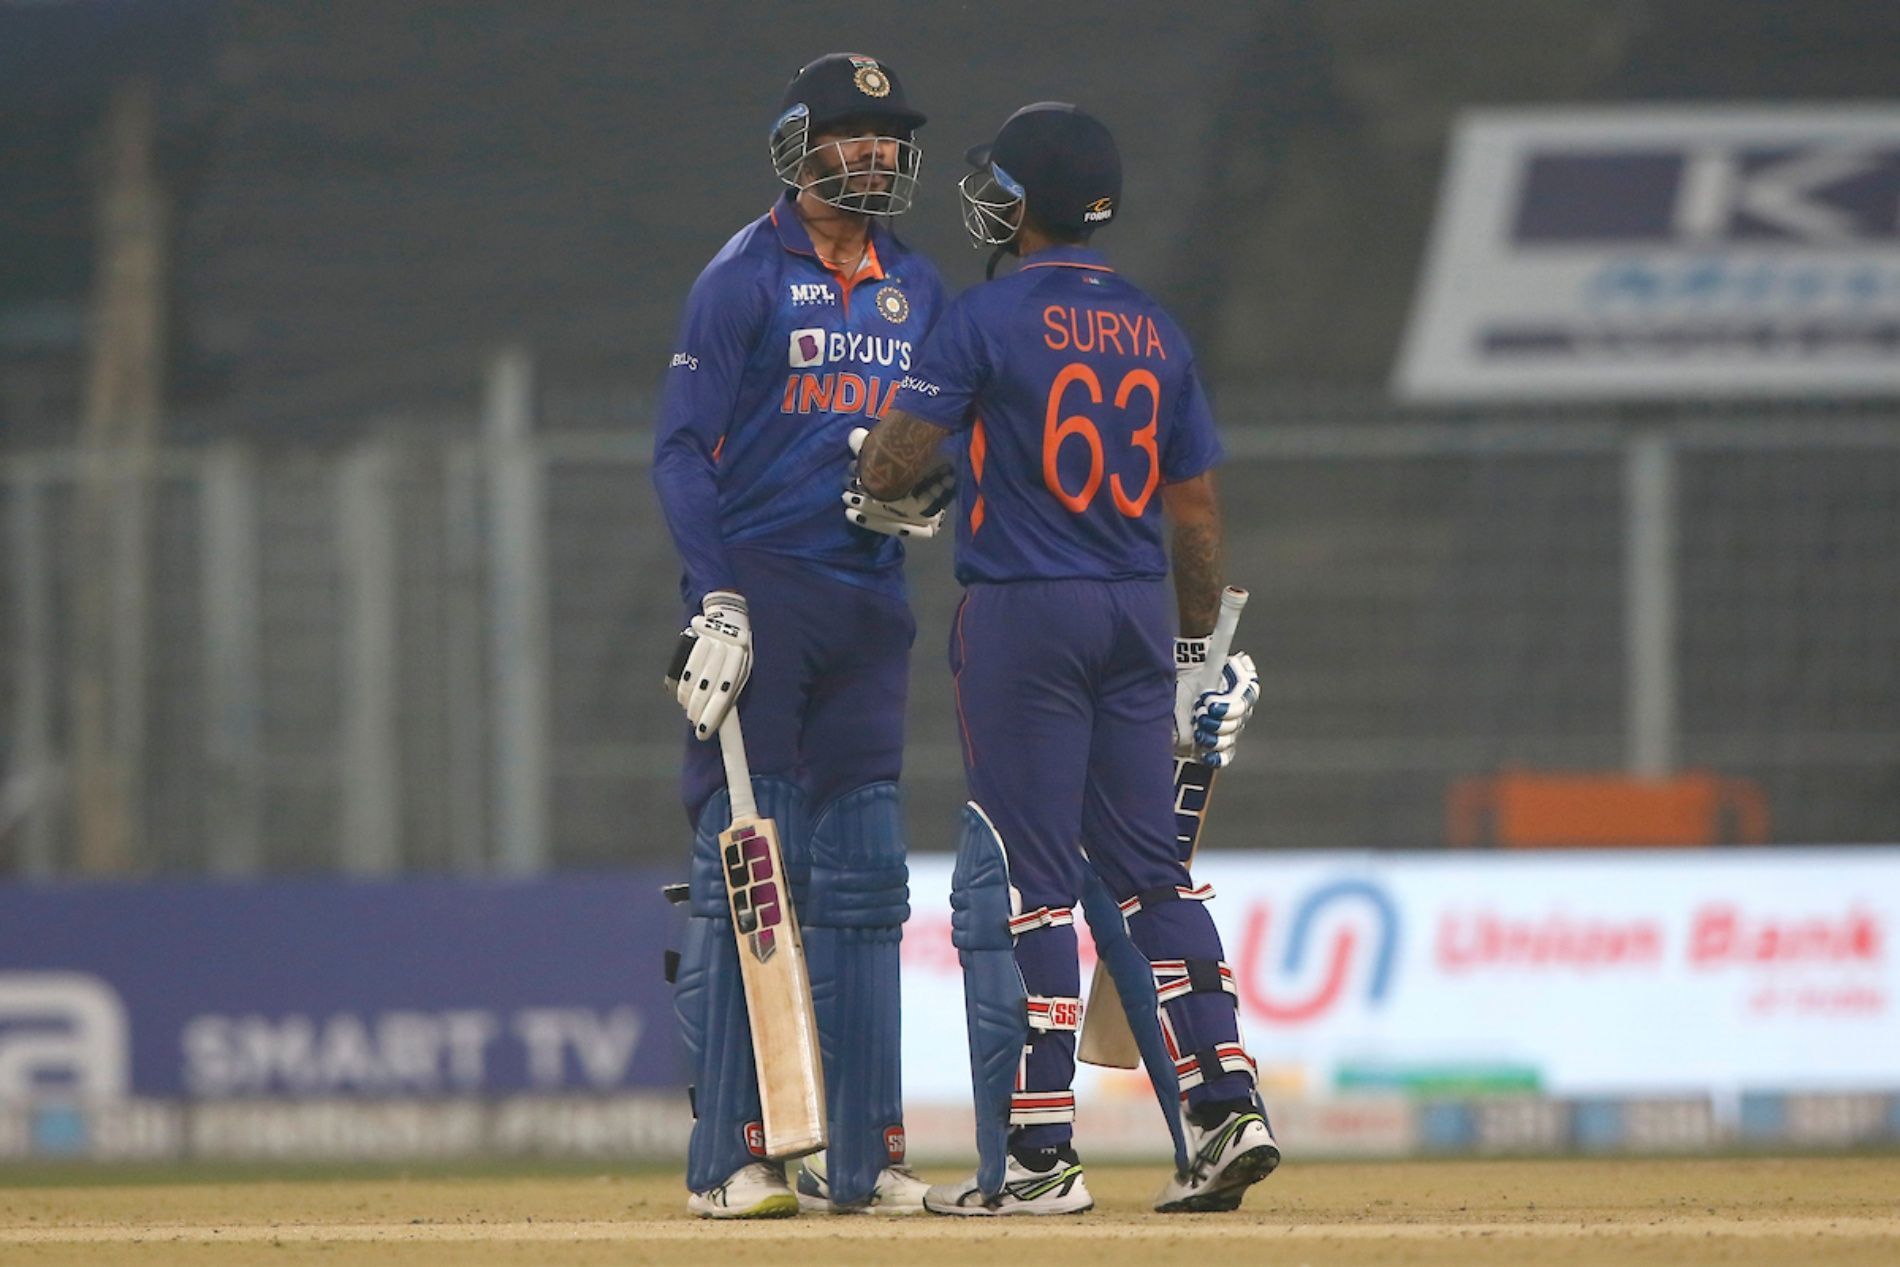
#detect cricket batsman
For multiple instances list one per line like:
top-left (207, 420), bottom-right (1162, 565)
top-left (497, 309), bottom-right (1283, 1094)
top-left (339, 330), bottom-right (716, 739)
top-left (653, 52), bottom-right (949, 1217)
top-left (854, 102), bottom-right (1275, 1215)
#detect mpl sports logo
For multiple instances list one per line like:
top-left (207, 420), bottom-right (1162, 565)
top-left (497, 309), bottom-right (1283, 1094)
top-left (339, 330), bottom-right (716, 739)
top-left (1230, 880), bottom-right (1400, 1023)
top-left (0, 973), bottom-right (130, 1101)
top-left (789, 282), bottom-right (836, 308)
top-left (723, 827), bottom-right (784, 963)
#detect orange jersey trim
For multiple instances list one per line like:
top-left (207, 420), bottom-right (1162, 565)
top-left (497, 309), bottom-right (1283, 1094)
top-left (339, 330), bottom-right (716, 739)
top-left (772, 203), bottom-right (888, 312)
top-left (827, 237), bottom-right (886, 311)
top-left (968, 416), bottom-right (988, 535)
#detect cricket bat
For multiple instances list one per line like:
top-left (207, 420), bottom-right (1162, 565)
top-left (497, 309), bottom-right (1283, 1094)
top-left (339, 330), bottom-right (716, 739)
top-left (1079, 585), bottom-right (1249, 1069)
top-left (718, 705), bottom-right (828, 1158)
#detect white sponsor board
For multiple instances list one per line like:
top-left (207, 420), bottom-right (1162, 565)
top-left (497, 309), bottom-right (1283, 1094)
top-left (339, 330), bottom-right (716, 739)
top-left (1395, 107), bottom-right (1900, 399)
top-left (900, 848), bottom-right (1900, 1138)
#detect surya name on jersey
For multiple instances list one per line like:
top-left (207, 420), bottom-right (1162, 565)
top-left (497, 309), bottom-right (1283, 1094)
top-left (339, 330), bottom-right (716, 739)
top-left (1042, 304), bottom-right (1168, 359)
top-left (781, 329), bottom-right (915, 418)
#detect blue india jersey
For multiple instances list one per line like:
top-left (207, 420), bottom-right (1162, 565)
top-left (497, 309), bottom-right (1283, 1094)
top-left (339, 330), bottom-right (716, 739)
top-left (653, 191), bottom-right (945, 606)
top-left (888, 246), bottom-right (1222, 585)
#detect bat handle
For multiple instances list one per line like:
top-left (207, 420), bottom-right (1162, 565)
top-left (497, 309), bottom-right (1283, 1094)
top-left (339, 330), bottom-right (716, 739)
top-left (1200, 585), bottom-right (1249, 695)
top-left (718, 708), bottom-right (759, 823)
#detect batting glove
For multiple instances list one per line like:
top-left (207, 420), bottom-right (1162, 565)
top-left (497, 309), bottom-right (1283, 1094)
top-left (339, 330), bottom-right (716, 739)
top-left (1172, 636), bottom-right (1214, 758)
top-left (664, 590), bottom-right (752, 740)
top-left (1192, 652), bottom-right (1261, 769)
top-left (841, 426), bottom-right (955, 539)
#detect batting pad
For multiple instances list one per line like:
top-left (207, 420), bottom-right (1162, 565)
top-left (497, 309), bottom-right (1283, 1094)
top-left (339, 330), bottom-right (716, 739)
top-left (1079, 867), bottom-right (1189, 1174)
top-left (804, 782), bottom-right (910, 1207)
top-left (950, 801), bottom-right (1030, 1199)
top-left (1125, 895), bottom-right (1256, 1110)
top-left (674, 912), bottom-right (766, 1190)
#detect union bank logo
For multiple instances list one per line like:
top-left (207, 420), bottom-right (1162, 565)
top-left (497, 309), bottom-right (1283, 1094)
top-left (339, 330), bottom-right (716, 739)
top-left (1233, 880), bottom-right (1400, 1023)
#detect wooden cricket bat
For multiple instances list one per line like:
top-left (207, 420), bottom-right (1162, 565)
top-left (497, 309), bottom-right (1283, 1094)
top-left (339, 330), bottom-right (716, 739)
top-left (1079, 585), bottom-right (1249, 1069)
top-left (718, 706), bottom-right (828, 1158)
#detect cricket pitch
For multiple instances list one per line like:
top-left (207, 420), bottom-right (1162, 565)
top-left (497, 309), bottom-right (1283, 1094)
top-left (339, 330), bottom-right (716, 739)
top-left (2, 1155), bottom-right (1897, 1266)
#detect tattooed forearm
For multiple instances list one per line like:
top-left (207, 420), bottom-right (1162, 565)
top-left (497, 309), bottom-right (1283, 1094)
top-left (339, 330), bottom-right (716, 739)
top-left (1172, 518), bottom-right (1222, 636)
top-left (859, 408), bottom-right (950, 499)
top-left (1163, 470), bottom-right (1224, 636)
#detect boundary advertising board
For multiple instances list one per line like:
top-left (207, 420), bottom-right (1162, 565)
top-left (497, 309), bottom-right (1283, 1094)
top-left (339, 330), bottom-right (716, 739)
top-left (1396, 107), bottom-right (1900, 399)
top-left (904, 848), bottom-right (1899, 1107)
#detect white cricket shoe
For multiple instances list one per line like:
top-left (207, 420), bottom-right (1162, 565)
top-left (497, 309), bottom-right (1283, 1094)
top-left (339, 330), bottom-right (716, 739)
top-left (686, 1161), bottom-right (800, 1219)
top-left (794, 1152), bottom-right (930, 1214)
top-left (1153, 1106), bottom-right (1281, 1213)
top-left (923, 1148), bottom-right (1093, 1216)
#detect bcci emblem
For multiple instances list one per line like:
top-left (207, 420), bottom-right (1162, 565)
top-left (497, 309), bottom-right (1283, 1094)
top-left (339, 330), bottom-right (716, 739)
top-left (874, 286), bottom-right (909, 324)
top-left (849, 55), bottom-right (891, 98)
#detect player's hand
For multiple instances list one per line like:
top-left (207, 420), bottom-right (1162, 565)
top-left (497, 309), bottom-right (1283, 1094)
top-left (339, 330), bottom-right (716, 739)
top-left (1192, 652), bottom-right (1260, 769)
top-left (1172, 636), bottom-right (1213, 758)
top-left (664, 591), bottom-right (753, 740)
top-left (842, 426), bottom-right (955, 539)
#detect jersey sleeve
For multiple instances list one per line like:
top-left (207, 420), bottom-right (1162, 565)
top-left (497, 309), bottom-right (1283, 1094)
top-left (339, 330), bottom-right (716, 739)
top-left (651, 255), bottom-right (768, 607)
top-left (888, 289), bottom-right (992, 433)
top-left (1160, 358), bottom-right (1225, 482)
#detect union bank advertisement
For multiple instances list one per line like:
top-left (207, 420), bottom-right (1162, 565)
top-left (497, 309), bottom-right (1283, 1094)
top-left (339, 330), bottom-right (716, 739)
top-left (904, 848), bottom-right (1900, 1105)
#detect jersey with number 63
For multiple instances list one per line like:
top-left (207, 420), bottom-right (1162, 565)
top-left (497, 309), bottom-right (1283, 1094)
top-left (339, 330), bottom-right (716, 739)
top-left (887, 245), bottom-right (1222, 585)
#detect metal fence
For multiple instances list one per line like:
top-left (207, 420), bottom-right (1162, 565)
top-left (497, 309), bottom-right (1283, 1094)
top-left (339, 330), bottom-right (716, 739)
top-left (4, 369), bottom-right (1898, 876)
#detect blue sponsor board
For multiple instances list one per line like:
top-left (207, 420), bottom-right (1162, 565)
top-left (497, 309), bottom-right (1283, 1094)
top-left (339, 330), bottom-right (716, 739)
top-left (1513, 149), bottom-right (1900, 244)
top-left (0, 874), bottom-right (686, 1099)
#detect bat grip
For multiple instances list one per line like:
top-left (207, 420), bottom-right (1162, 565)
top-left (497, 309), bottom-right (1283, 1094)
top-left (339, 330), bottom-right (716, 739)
top-left (1199, 585), bottom-right (1249, 695)
top-left (718, 708), bottom-right (758, 822)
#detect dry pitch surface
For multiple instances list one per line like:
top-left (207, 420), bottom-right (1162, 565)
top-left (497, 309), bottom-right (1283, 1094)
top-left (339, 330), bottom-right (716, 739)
top-left (2, 1155), bottom-right (1897, 1266)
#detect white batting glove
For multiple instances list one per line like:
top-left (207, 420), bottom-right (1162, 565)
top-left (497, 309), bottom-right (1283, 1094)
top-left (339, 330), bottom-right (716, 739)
top-left (841, 426), bottom-right (955, 539)
top-left (664, 591), bottom-right (752, 740)
top-left (1192, 652), bottom-right (1261, 769)
top-left (1172, 636), bottom-right (1213, 758)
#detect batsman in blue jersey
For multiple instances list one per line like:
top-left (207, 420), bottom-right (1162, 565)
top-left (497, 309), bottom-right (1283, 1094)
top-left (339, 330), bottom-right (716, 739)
top-left (857, 103), bottom-right (1276, 1215)
top-left (653, 52), bottom-right (949, 1219)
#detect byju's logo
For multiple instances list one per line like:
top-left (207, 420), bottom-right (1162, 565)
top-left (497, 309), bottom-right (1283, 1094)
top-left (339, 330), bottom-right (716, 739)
top-left (0, 973), bottom-right (130, 1101)
top-left (789, 328), bottom-right (826, 368)
top-left (1514, 146), bottom-right (1900, 245)
top-left (1234, 881), bottom-right (1400, 1023)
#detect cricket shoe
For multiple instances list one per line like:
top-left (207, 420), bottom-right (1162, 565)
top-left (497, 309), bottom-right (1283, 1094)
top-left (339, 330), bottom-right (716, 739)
top-left (686, 1161), bottom-right (800, 1219)
top-left (923, 1145), bottom-right (1093, 1216)
top-left (1153, 1103), bottom-right (1282, 1213)
top-left (794, 1153), bottom-right (931, 1214)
